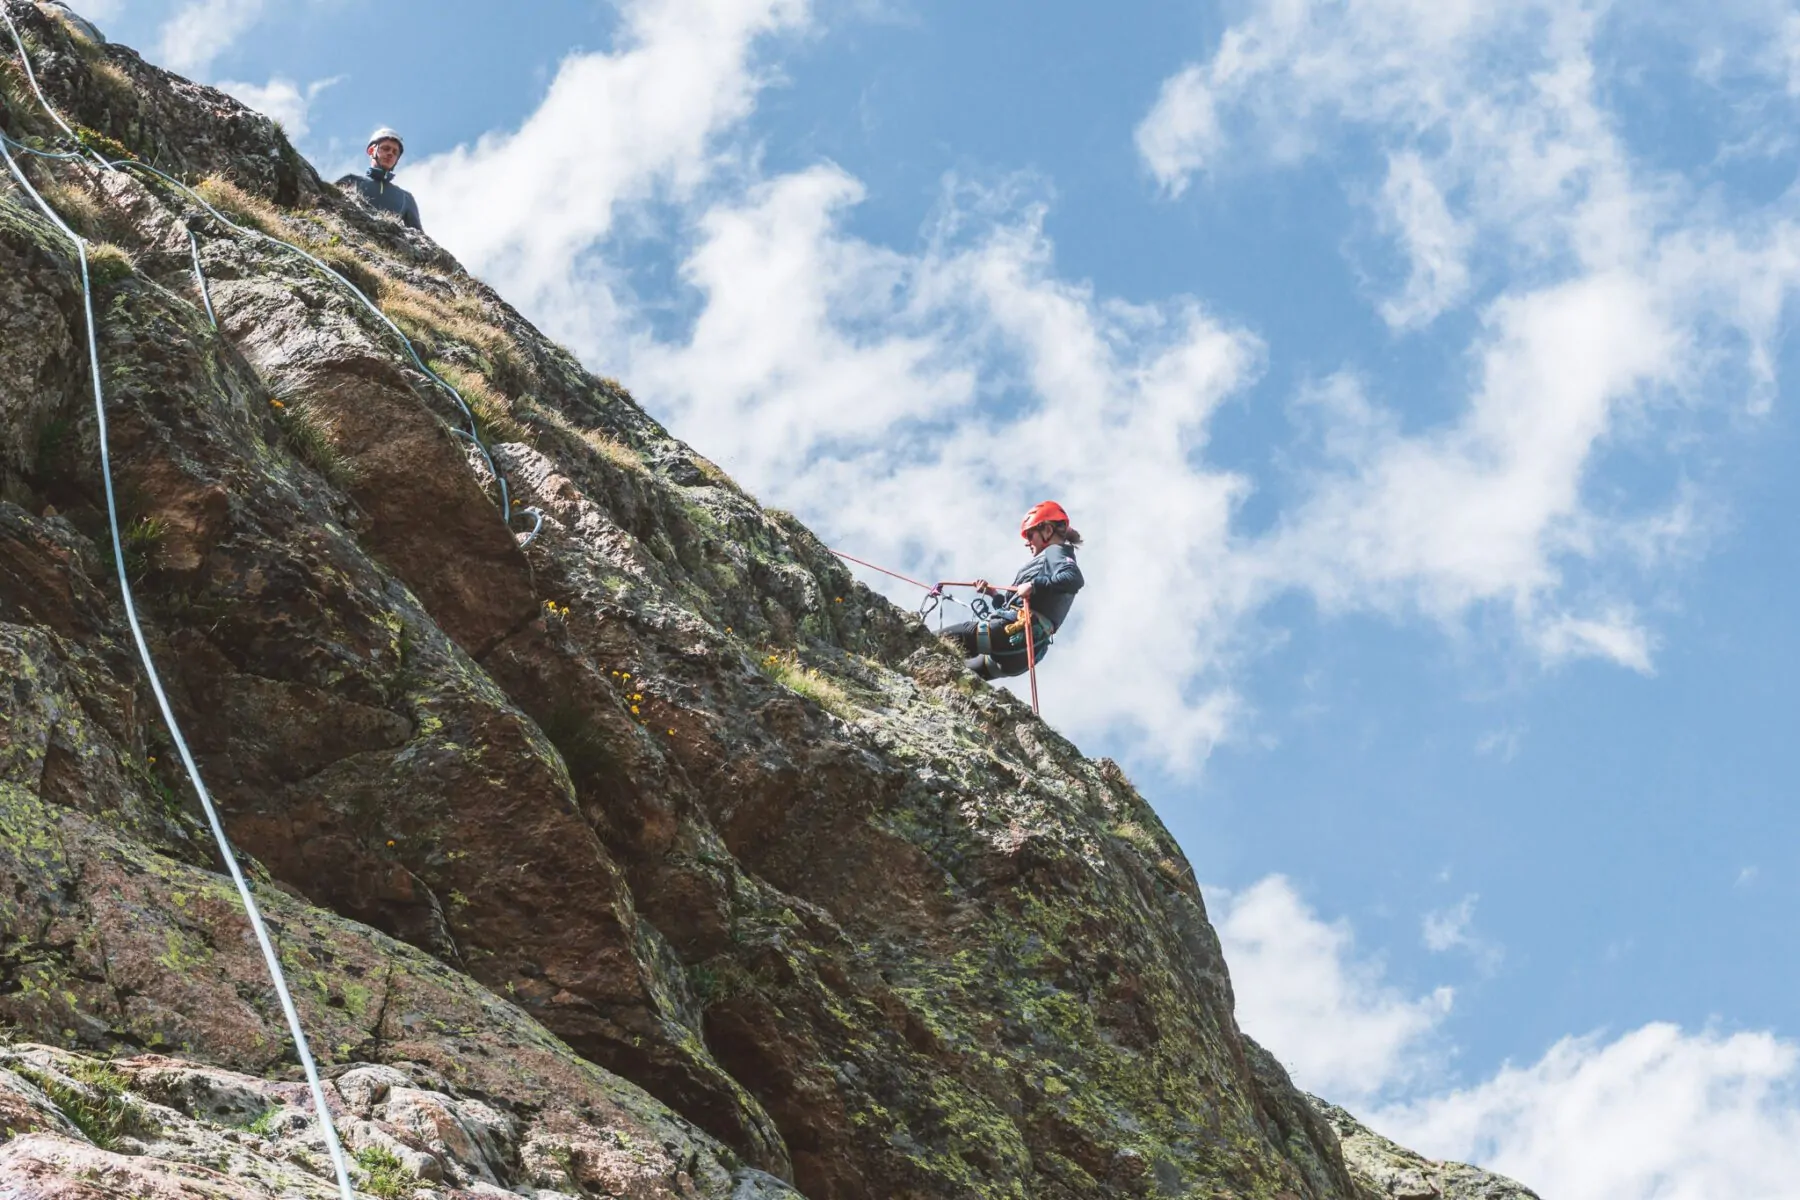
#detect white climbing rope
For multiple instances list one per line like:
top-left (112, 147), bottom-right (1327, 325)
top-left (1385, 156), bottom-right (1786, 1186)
top-left (2, 6), bottom-right (541, 546)
top-left (2, 10), bottom-right (356, 1199)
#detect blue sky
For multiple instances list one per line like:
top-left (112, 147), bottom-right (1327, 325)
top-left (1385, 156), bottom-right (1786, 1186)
top-left (68, 0), bottom-right (1800, 1193)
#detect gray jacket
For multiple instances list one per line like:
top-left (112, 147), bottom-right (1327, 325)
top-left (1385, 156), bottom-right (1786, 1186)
top-left (342, 167), bottom-right (421, 230)
top-left (1002, 543), bottom-right (1083, 632)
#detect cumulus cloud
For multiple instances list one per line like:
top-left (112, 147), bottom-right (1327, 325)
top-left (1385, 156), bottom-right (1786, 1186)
top-left (213, 74), bottom-right (339, 140)
top-left (628, 172), bottom-right (1261, 759)
top-left (1222, 875), bottom-right (1800, 1199)
top-left (1377, 1025), bottom-right (1800, 1200)
top-left (410, 0), bottom-right (1800, 761)
top-left (1214, 876), bottom-right (1454, 1103)
top-left (408, 0), bottom-right (812, 326)
top-left (1132, 0), bottom-right (1800, 677)
top-left (157, 0), bottom-right (266, 76)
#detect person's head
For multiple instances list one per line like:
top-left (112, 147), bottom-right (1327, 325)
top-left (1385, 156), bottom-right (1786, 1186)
top-left (366, 127), bottom-right (405, 171)
top-left (1020, 501), bottom-right (1081, 552)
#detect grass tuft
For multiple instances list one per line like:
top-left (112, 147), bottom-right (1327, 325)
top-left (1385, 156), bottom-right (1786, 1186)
top-left (272, 399), bottom-right (357, 488)
top-left (84, 241), bottom-right (135, 288)
top-left (119, 515), bottom-right (165, 582)
top-left (194, 176), bottom-right (283, 235)
top-left (302, 239), bottom-right (384, 300)
top-left (582, 428), bottom-right (648, 475)
top-left (16, 1058), bottom-right (159, 1150)
top-left (756, 650), bottom-right (858, 718)
top-left (354, 1144), bottom-right (417, 1200)
top-left (35, 178), bottom-right (109, 241)
top-left (429, 360), bottom-right (528, 444)
top-left (382, 276), bottom-right (529, 392)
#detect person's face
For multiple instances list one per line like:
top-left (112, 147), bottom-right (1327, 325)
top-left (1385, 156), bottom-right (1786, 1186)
top-left (1024, 524), bottom-right (1051, 552)
top-left (369, 139), bottom-right (402, 170)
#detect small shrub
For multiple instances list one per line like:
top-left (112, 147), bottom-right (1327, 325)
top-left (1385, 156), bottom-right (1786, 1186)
top-left (73, 124), bottom-right (135, 163)
top-left (242, 1105), bottom-right (281, 1137)
top-left (84, 241), bottom-right (134, 288)
top-left (354, 1144), bottom-right (416, 1200)
top-left (756, 650), bottom-right (857, 718)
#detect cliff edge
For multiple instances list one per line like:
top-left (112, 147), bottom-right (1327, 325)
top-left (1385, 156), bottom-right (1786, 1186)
top-left (0, 4), bottom-right (1539, 1197)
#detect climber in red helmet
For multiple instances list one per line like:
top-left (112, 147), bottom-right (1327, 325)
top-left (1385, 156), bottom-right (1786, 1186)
top-left (942, 501), bottom-right (1085, 680)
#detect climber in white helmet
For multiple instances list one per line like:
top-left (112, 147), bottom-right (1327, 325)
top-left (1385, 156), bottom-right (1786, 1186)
top-left (338, 127), bottom-right (421, 230)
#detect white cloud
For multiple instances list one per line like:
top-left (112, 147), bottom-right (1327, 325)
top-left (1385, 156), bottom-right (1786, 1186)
top-left (412, 0), bottom-right (1800, 762)
top-left (157, 0), bottom-right (266, 76)
top-left (1474, 725), bottom-right (1524, 761)
top-left (1421, 893), bottom-right (1502, 973)
top-left (1376, 151), bottom-right (1470, 329)
top-left (1377, 1025), bottom-right (1800, 1200)
top-left (1223, 875), bottom-right (1800, 1199)
top-left (626, 172), bottom-right (1262, 762)
top-left (1135, 65), bottom-right (1217, 196)
top-left (408, 0), bottom-right (812, 325)
top-left (1135, 0), bottom-right (1800, 679)
top-left (1421, 895), bottom-right (1477, 953)
top-left (213, 74), bottom-right (340, 140)
top-left (1214, 876), bottom-right (1454, 1103)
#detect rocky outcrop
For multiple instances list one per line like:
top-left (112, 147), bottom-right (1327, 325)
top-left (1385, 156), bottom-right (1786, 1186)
top-left (1309, 1099), bottom-right (1541, 1200)
top-left (0, 3), bottom-right (1541, 1197)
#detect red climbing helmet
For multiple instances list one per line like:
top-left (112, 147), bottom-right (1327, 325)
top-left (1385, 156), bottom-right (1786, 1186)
top-left (1020, 500), bottom-right (1070, 536)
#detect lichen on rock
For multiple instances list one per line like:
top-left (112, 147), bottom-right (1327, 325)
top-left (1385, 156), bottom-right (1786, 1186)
top-left (0, 2), bottom-right (1541, 1197)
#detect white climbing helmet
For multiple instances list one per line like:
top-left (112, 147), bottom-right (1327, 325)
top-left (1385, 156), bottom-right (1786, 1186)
top-left (365, 127), bottom-right (405, 157)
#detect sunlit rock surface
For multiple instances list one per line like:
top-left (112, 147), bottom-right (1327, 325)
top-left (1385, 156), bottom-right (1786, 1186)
top-left (0, 3), bottom-right (1541, 1196)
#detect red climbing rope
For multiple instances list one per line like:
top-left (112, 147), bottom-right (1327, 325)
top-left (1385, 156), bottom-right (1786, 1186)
top-left (829, 548), bottom-right (937, 593)
top-left (830, 550), bottom-right (1043, 716)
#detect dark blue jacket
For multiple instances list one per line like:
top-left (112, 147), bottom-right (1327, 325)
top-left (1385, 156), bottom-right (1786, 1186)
top-left (1002, 543), bottom-right (1083, 632)
top-left (342, 167), bottom-right (421, 230)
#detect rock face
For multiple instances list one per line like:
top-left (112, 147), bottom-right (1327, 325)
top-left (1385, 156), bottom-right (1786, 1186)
top-left (1309, 1099), bottom-right (1540, 1200)
top-left (0, 3), bottom-right (1542, 1198)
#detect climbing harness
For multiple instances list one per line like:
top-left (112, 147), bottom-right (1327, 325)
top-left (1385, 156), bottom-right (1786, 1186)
top-left (830, 549), bottom-right (1045, 715)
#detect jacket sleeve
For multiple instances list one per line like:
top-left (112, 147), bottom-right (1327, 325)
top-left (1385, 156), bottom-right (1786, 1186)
top-left (1027, 546), bottom-right (1084, 595)
top-left (404, 195), bottom-right (422, 230)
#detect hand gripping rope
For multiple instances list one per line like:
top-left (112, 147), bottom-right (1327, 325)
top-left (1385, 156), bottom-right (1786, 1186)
top-left (830, 548), bottom-right (1043, 715)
